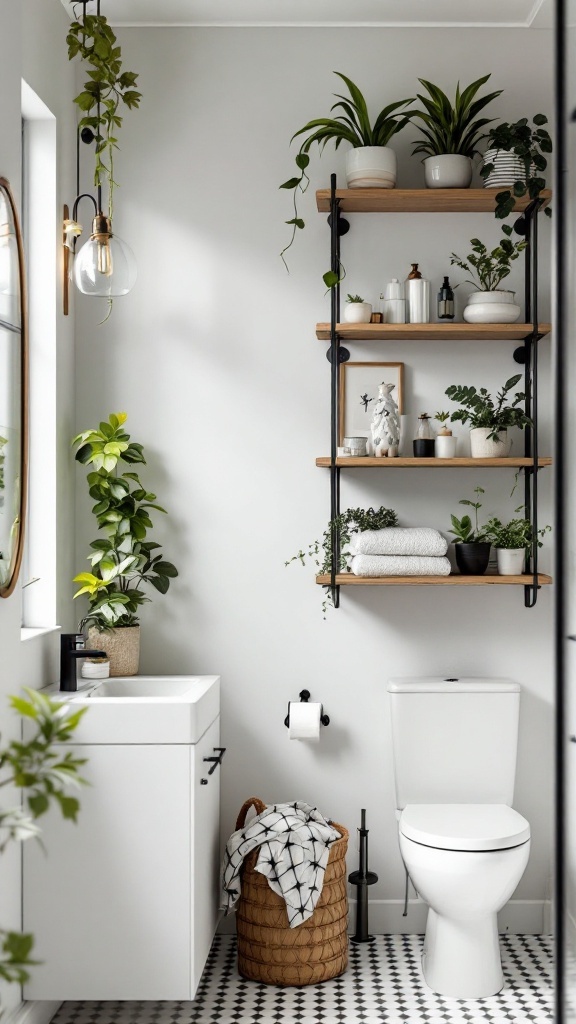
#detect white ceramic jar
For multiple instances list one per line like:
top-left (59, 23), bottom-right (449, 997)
top-left (423, 154), bottom-right (473, 189)
top-left (346, 146), bottom-right (397, 189)
top-left (496, 548), bottom-right (526, 575)
top-left (343, 301), bottom-right (372, 323)
top-left (435, 435), bottom-right (458, 458)
top-left (463, 290), bottom-right (521, 324)
top-left (469, 427), bottom-right (512, 458)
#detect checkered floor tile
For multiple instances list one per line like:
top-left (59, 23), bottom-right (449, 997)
top-left (50, 933), bottom-right (554, 1023)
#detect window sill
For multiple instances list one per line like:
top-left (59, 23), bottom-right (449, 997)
top-left (21, 625), bottom-right (60, 643)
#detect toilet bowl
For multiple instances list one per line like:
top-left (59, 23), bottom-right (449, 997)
top-left (399, 803), bottom-right (530, 998)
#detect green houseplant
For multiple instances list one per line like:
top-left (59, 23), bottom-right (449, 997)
top-left (280, 72), bottom-right (416, 281)
top-left (450, 227), bottom-right (527, 324)
top-left (434, 411), bottom-right (456, 458)
top-left (448, 486), bottom-right (491, 575)
top-left (72, 412), bottom-right (178, 675)
top-left (411, 74), bottom-right (502, 188)
top-left (344, 293), bottom-right (372, 324)
top-left (287, 505), bottom-right (398, 613)
top-left (480, 115), bottom-right (552, 226)
top-left (484, 511), bottom-right (551, 575)
top-left (445, 374), bottom-right (531, 457)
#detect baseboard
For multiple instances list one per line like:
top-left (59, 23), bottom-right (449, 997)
top-left (218, 899), bottom-right (548, 936)
top-left (4, 1002), bottom-right (61, 1024)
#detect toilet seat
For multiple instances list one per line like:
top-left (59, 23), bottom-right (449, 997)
top-left (400, 804), bottom-right (530, 852)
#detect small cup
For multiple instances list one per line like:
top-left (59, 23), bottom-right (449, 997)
top-left (82, 657), bottom-right (110, 680)
top-left (343, 436), bottom-right (367, 456)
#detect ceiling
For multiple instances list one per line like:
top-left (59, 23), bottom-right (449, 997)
top-left (61, 0), bottom-right (551, 28)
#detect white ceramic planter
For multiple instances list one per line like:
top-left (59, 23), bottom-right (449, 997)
top-left (423, 154), bottom-right (472, 189)
top-left (343, 301), bottom-right (372, 323)
top-left (346, 146), bottom-right (397, 189)
top-left (482, 149), bottom-right (530, 188)
top-left (435, 434), bottom-right (457, 459)
top-left (470, 428), bottom-right (512, 458)
top-left (496, 548), bottom-right (525, 575)
top-left (463, 290), bottom-right (521, 324)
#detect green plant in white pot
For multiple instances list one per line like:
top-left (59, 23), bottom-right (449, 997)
top-left (72, 412), bottom-right (178, 676)
top-left (445, 375), bottom-right (532, 459)
top-left (450, 227), bottom-right (527, 323)
top-left (343, 294), bottom-right (372, 324)
top-left (484, 511), bottom-right (551, 575)
top-left (410, 74), bottom-right (502, 188)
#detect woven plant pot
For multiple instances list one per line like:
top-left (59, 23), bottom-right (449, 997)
top-left (235, 797), bottom-right (349, 986)
top-left (469, 427), bottom-right (512, 458)
top-left (87, 625), bottom-right (140, 677)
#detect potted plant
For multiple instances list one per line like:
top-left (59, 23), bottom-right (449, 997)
top-left (286, 505), bottom-right (399, 614)
top-left (434, 411), bottom-right (457, 458)
top-left (343, 294), bottom-right (372, 323)
top-left (448, 486), bottom-right (491, 575)
top-left (280, 73), bottom-right (415, 273)
top-left (410, 75), bottom-right (502, 189)
top-left (450, 227), bottom-right (526, 323)
top-left (445, 374), bottom-right (531, 458)
top-left (480, 115), bottom-right (552, 227)
top-left (72, 412), bottom-right (178, 676)
top-left (484, 511), bottom-right (551, 575)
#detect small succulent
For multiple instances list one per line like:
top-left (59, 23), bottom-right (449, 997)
top-left (346, 294), bottom-right (365, 303)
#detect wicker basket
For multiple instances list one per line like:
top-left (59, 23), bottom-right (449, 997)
top-left (234, 797), bottom-right (349, 986)
top-left (87, 625), bottom-right (140, 677)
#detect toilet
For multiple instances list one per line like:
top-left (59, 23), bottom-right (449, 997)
top-left (387, 677), bottom-right (531, 999)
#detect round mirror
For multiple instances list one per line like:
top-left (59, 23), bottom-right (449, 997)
top-left (0, 177), bottom-right (28, 598)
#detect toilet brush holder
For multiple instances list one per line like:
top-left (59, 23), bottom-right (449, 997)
top-left (348, 808), bottom-right (378, 943)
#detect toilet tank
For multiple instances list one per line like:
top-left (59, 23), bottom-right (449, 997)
top-left (387, 677), bottom-right (521, 808)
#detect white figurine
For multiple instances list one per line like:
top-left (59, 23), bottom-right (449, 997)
top-left (370, 382), bottom-right (400, 458)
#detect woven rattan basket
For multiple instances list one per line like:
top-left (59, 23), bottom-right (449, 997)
top-left (235, 797), bottom-right (349, 986)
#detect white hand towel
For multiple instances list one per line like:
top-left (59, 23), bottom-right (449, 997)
top-left (351, 554), bottom-right (451, 576)
top-left (349, 527), bottom-right (448, 557)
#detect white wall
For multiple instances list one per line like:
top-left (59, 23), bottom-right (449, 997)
top-left (74, 26), bottom-right (554, 927)
top-left (0, 0), bottom-right (76, 1014)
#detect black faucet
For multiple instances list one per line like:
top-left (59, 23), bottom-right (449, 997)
top-left (60, 633), bottom-right (107, 692)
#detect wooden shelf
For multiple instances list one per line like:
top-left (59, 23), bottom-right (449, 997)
top-left (316, 188), bottom-right (552, 214)
top-left (316, 573), bottom-right (553, 587)
top-left (316, 456), bottom-right (552, 468)
top-left (316, 322), bottom-right (551, 341)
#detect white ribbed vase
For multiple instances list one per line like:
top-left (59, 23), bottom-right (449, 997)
top-left (469, 428), bottom-right (512, 458)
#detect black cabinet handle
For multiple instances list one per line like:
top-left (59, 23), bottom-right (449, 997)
top-left (202, 747), bottom-right (227, 775)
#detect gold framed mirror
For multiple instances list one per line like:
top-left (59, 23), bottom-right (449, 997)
top-left (0, 177), bottom-right (28, 598)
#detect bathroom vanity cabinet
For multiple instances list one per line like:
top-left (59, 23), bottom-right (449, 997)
top-left (23, 694), bottom-right (221, 1000)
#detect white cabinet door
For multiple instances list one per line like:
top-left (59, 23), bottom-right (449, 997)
top-left (192, 716), bottom-right (221, 993)
top-left (24, 725), bottom-right (220, 1001)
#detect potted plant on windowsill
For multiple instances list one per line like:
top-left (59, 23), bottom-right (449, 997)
top-left (448, 486), bottom-right (491, 575)
top-left (480, 115), bottom-right (552, 229)
top-left (484, 512), bottom-right (551, 575)
top-left (445, 374), bottom-right (531, 458)
top-left (410, 75), bottom-right (502, 189)
top-left (72, 412), bottom-right (178, 676)
top-left (280, 73), bottom-right (416, 277)
top-left (450, 227), bottom-right (526, 323)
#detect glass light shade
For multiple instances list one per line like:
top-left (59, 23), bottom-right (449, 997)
top-left (73, 219), bottom-right (137, 297)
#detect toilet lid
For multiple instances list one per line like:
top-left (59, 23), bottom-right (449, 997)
top-left (400, 804), bottom-right (530, 852)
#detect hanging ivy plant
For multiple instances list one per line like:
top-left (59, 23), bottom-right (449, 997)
top-left (67, 11), bottom-right (142, 215)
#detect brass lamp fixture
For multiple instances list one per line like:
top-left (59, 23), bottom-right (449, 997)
top-left (63, 0), bottom-right (140, 314)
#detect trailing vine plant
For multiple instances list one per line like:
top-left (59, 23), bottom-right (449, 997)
top-left (67, 8), bottom-right (142, 217)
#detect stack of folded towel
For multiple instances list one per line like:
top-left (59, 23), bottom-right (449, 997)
top-left (349, 527), bottom-right (451, 576)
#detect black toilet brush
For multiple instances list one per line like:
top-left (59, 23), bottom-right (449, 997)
top-left (348, 808), bottom-right (378, 943)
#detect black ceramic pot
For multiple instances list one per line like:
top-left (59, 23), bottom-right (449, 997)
top-left (455, 542), bottom-right (491, 575)
top-left (413, 439), bottom-right (436, 458)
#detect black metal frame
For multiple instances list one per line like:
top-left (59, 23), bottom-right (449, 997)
top-left (325, 175), bottom-right (546, 610)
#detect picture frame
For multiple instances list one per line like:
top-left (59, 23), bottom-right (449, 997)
top-left (338, 362), bottom-right (404, 445)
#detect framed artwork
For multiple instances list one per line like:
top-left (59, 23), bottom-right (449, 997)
top-left (338, 362), bottom-right (404, 444)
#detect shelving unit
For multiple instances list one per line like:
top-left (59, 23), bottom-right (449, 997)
top-left (321, 175), bottom-right (551, 609)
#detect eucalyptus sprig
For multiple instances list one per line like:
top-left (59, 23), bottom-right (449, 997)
top-left (67, 10), bottom-right (142, 215)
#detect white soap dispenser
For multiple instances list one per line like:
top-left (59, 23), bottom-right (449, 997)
top-left (405, 263), bottom-right (430, 324)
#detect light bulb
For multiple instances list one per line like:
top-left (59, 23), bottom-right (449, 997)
top-left (73, 213), bottom-right (136, 297)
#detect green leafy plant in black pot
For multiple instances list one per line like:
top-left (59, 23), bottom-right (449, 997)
top-left (280, 72), bottom-right (416, 284)
top-left (448, 486), bottom-right (491, 575)
top-left (480, 115), bottom-right (552, 228)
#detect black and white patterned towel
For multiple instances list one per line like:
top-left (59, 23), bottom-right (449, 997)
top-left (222, 800), bottom-right (340, 927)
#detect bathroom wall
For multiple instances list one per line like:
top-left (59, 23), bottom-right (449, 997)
top-left (74, 25), bottom-right (555, 931)
top-left (0, 0), bottom-right (76, 1014)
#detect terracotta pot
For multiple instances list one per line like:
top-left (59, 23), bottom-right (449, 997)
top-left (87, 625), bottom-right (140, 677)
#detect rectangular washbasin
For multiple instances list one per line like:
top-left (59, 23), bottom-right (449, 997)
top-left (52, 675), bottom-right (220, 745)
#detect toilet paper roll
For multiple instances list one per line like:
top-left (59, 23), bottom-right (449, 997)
top-left (288, 701), bottom-right (321, 741)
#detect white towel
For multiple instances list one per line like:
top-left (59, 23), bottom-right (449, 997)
top-left (351, 554), bottom-right (451, 576)
top-left (349, 527), bottom-right (448, 557)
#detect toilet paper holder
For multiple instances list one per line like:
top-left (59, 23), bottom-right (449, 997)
top-left (284, 689), bottom-right (330, 728)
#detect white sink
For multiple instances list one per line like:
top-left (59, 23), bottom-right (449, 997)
top-left (48, 675), bottom-right (220, 745)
